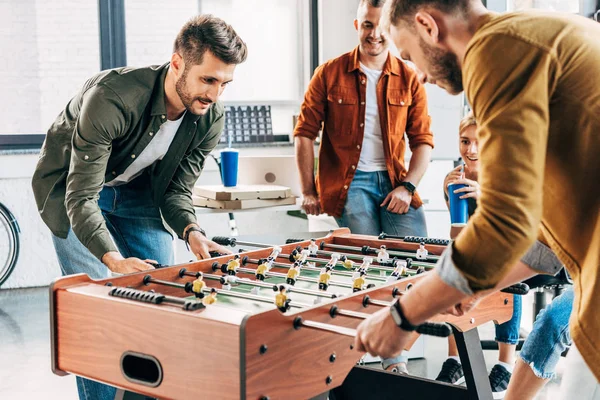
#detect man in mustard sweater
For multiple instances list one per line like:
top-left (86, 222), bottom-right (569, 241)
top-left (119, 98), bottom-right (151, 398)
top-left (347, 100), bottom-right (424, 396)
top-left (354, 1), bottom-right (600, 397)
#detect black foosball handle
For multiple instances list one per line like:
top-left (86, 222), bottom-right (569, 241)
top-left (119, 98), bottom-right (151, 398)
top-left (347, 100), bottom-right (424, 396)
top-left (286, 238), bottom-right (304, 244)
top-left (416, 322), bottom-right (453, 338)
top-left (212, 236), bottom-right (237, 247)
top-left (378, 233), bottom-right (450, 246)
top-left (501, 283), bottom-right (530, 295)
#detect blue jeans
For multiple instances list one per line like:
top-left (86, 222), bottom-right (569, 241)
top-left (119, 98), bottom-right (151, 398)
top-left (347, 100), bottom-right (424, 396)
top-left (51, 175), bottom-right (174, 400)
top-left (335, 170), bottom-right (428, 237)
top-left (495, 294), bottom-right (522, 345)
top-left (336, 170), bottom-right (427, 367)
top-left (520, 287), bottom-right (573, 379)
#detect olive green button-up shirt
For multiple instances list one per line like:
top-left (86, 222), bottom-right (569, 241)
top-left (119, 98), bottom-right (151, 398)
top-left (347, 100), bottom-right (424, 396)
top-left (32, 63), bottom-right (224, 261)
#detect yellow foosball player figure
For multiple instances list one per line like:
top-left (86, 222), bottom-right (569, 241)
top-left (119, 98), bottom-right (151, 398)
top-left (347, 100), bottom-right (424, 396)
top-left (202, 288), bottom-right (217, 306)
top-left (226, 254), bottom-right (241, 276)
top-left (191, 272), bottom-right (206, 298)
top-left (286, 262), bottom-right (301, 285)
top-left (288, 248), bottom-right (303, 263)
top-left (318, 266), bottom-right (333, 291)
top-left (352, 271), bottom-right (367, 292)
top-left (255, 258), bottom-right (270, 281)
top-left (274, 285), bottom-right (291, 312)
top-left (340, 255), bottom-right (355, 270)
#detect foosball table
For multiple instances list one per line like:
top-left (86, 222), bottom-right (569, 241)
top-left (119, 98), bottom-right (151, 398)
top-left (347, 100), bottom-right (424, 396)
top-left (50, 229), bottom-right (524, 400)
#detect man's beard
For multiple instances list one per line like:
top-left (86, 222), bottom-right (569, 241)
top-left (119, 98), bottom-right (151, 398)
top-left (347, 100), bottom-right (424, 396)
top-left (175, 68), bottom-right (213, 115)
top-left (419, 36), bottom-right (463, 94)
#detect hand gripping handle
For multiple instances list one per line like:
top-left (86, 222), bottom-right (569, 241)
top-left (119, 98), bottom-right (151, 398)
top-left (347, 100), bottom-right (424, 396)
top-left (500, 283), bottom-right (530, 295)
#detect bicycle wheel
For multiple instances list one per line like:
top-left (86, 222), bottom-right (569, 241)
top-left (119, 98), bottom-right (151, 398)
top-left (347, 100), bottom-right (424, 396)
top-left (0, 203), bottom-right (20, 286)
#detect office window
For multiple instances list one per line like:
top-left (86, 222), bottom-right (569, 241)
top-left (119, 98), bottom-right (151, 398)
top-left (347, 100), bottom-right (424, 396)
top-left (0, 1), bottom-right (100, 134)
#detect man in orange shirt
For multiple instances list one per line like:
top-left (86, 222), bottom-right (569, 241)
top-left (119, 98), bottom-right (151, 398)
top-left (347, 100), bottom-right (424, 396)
top-left (294, 0), bottom-right (434, 374)
top-left (294, 0), bottom-right (434, 242)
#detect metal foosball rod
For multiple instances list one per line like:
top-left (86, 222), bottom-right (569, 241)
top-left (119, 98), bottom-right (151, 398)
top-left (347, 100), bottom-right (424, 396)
top-left (317, 243), bottom-right (440, 264)
top-left (293, 316), bottom-right (453, 338)
top-left (247, 256), bottom-right (390, 282)
top-left (178, 268), bottom-right (337, 299)
top-left (199, 286), bottom-right (312, 309)
top-left (301, 249), bottom-right (434, 270)
top-left (241, 259), bottom-right (364, 288)
top-left (278, 252), bottom-right (397, 275)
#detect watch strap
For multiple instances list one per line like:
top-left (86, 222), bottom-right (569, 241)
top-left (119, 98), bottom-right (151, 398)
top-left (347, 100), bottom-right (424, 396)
top-left (392, 299), bottom-right (418, 331)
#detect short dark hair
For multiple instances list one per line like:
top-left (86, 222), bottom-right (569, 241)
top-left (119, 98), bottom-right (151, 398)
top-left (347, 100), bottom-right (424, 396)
top-left (387, 0), bottom-right (470, 26)
top-left (173, 14), bottom-right (248, 66)
top-left (360, 0), bottom-right (387, 7)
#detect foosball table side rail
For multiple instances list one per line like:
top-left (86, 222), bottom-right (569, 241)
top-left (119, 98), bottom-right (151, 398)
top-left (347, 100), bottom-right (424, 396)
top-left (240, 275), bottom-right (513, 400)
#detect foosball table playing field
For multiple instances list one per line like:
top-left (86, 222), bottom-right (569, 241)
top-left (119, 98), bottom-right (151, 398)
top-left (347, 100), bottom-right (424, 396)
top-left (50, 229), bottom-right (527, 400)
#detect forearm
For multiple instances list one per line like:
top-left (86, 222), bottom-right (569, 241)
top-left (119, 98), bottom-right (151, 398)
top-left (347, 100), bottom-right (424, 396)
top-left (161, 192), bottom-right (197, 239)
top-left (404, 145), bottom-right (432, 186)
top-left (295, 136), bottom-right (317, 196)
top-left (401, 272), bottom-right (469, 325)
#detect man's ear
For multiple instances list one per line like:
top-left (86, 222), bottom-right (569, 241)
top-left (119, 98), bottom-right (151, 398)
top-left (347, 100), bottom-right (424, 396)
top-left (414, 11), bottom-right (440, 45)
top-left (170, 53), bottom-right (185, 77)
top-left (354, 18), bottom-right (359, 31)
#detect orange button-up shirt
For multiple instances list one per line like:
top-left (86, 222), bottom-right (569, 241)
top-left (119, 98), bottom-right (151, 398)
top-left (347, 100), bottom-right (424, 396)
top-left (294, 47), bottom-right (434, 217)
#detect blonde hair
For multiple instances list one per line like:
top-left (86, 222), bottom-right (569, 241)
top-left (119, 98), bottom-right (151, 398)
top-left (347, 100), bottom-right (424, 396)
top-left (459, 111), bottom-right (476, 135)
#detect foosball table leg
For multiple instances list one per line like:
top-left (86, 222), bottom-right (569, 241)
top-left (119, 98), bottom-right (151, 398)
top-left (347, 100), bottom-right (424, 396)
top-left (455, 328), bottom-right (494, 400)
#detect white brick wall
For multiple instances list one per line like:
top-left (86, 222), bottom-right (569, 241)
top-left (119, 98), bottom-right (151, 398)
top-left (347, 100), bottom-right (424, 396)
top-left (0, 0), bottom-right (99, 134)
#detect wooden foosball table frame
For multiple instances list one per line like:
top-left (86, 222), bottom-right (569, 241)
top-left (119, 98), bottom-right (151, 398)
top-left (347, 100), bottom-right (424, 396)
top-left (50, 229), bottom-right (514, 400)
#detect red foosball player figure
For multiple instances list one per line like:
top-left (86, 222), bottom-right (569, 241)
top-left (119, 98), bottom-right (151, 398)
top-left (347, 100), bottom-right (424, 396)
top-left (226, 254), bottom-right (241, 275)
top-left (286, 262), bottom-right (301, 285)
top-left (416, 242), bottom-right (428, 260)
top-left (275, 285), bottom-right (291, 312)
top-left (340, 255), bottom-right (355, 270)
top-left (308, 239), bottom-right (319, 256)
top-left (255, 258), bottom-right (270, 281)
top-left (202, 288), bottom-right (218, 306)
top-left (191, 272), bottom-right (206, 298)
top-left (318, 266), bottom-right (333, 291)
top-left (352, 270), bottom-right (367, 292)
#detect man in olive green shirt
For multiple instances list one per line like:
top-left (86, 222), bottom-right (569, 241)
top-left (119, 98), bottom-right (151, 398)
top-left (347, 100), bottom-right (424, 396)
top-left (32, 15), bottom-right (247, 400)
top-left (354, 0), bottom-right (600, 396)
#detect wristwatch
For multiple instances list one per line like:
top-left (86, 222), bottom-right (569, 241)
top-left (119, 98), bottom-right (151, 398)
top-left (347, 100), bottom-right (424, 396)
top-left (399, 181), bottom-right (416, 195)
top-left (184, 226), bottom-right (206, 248)
top-left (389, 298), bottom-right (418, 332)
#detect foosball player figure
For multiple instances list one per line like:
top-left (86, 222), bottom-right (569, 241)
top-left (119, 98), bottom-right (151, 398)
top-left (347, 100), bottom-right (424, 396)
top-left (387, 260), bottom-right (407, 282)
top-left (308, 239), bottom-right (319, 255)
top-left (405, 258), bottom-right (413, 270)
top-left (286, 262), bottom-right (301, 285)
top-left (377, 245), bottom-right (389, 263)
top-left (358, 256), bottom-right (373, 274)
top-left (416, 241), bottom-right (428, 260)
top-left (270, 245), bottom-right (283, 259)
top-left (202, 288), bottom-right (218, 306)
top-left (340, 255), bottom-right (355, 270)
top-left (289, 249), bottom-right (303, 263)
top-left (226, 254), bottom-right (241, 275)
top-left (416, 266), bottom-right (426, 274)
top-left (191, 272), bottom-right (206, 298)
top-left (352, 271), bottom-right (367, 292)
top-left (275, 285), bottom-right (291, 312)
top-left (255, 258), bottom-right (270, 281)
top-left (318, 266), bottom-right (333, 291)
top-left (300, 249), bottom-right (310, 262)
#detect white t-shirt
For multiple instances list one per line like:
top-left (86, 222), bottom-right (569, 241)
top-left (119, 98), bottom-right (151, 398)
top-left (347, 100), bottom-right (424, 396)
top-left (357, 63), bottom-right (387, 172)
top-left (106, 112), bottom-right (186, 186)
